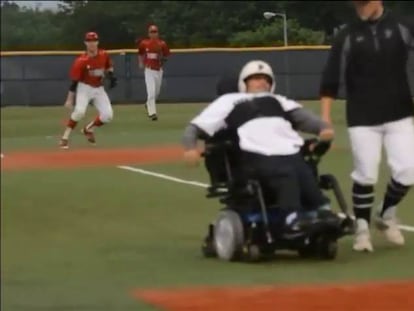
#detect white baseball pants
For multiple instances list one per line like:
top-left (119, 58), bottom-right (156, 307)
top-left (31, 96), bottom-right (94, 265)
top-left (144, 68), bottom-right (163, 116)
top-left (348, 117), bottom-right (414, 186)
top-left (71, 82), bottom-right (113, 123)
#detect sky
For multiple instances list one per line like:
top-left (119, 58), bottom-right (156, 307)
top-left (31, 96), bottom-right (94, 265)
top-left (10, 1), bottom-right (61, 11)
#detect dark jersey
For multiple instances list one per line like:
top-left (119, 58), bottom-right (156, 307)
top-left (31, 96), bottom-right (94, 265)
top-left (320, 11), bottom-right (414, 127)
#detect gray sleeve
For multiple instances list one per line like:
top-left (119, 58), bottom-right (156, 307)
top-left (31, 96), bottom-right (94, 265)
top-left (288, 108), bottom-right (330, 135)
top-left (182, 123), bottom-right (207, 149)
top-left (398, 20), bottom-right (414, 50)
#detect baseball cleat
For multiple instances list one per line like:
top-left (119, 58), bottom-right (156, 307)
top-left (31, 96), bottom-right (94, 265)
top-left (353, 219), bottom-right (374, 252)
top-left (149, 114), bottom-right (158, 121)
top-left (59, 138), bottom-right (69, 149)
top-left (375, 206), bottom-right (405, 246)
top-left (81, 128), bottom-right (96, 145)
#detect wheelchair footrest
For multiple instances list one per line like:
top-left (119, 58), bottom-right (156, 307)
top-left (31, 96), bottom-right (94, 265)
top-left (206, 185), bottom-right (229, 198)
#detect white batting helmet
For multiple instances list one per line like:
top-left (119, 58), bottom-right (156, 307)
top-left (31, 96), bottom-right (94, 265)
top-left (238, 60), bottom-right (276, 93)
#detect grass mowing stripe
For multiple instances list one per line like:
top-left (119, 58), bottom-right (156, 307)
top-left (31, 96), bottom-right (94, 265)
top-left (117, 165), bottom-right (414, 233)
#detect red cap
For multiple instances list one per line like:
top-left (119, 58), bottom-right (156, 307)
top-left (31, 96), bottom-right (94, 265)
top-left (85, 32), bottom-right (99, 41)
top-left (148, 24), bottom-right (158, 33)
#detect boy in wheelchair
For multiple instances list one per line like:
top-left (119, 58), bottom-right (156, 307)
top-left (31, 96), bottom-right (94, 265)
top-left (182, 60), bottom-right (354, 262)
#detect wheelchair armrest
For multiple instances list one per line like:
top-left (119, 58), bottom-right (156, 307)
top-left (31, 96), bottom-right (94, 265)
top-left (313, 140), bottom-right (332, 157)
top-left (206, 184), bottom-right (229, 198)
top-left (301, 139), bottom-right (332, 158)
top-left (203, 140), bottom-right (234, 154)
top-left (319, 174), bottom-right (336, 190)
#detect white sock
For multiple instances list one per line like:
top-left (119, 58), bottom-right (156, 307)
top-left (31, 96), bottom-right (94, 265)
top-left (85, 121), bottom-right (95, 131)
top-left (62, 127), bottom-right (72, 140)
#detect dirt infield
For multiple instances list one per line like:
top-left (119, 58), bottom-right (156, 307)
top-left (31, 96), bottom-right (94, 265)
top-left (0, 143), bottom-right (345, 172)
top-left (133, 280), bottom-right (414, 311)
top-left (0, 145), bottom-right (183, 171)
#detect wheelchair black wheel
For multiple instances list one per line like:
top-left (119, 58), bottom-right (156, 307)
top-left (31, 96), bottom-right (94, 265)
top-left (201, 224), bottom-right (216, 258)
top-left (316, 236), bottom-right (338, 260)
top-left (298, 245), bottom-right (315, 259)
top-left (243, 243), bottom-right (261, 262)
top-left (213, 209), bottom-right (244, 261)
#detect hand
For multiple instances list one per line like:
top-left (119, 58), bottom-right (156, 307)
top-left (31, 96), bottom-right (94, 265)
top-left (64, 99), bottom-right (74, 109)
top-left (183, 149), bottom-right (201, 167)
top-left (319, 127), bottom-right (335, 142)
top-left (64, 91), bottom-right (75, 109)
top-left (320, 96), bottom-right (333, 126)
top-left (322, 115), bottom-right (333, 126)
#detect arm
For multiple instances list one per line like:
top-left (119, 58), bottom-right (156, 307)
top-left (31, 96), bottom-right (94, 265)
top-left (182, 93), bottom-right (243, 166)
top-left (137, 41), bottom-right (145, 69)
top-left (105, 54), bottom-right (117, 89)
top-left (289, 108), bottom-right (334, 142)
top-left (64, 80), bottom-right (78, 108)
top-left (276, 94), bottom-right (334, 141)
top-left (138, 55), bottom-right (144, 69)
top-left (319, 27), bottom-right (349, 124)
top-left (182, 124), bottom-right (209, 166)
top-left (65, 58), bottom-right (82, 108)
top-left (182, 124), bottom-right (208, 150)
top-left (288, 108), bottom-right (330, 135)
top-left (105, 53), bottom-right (114, 73)
top-left (161, 41), bottom-right (170, 65)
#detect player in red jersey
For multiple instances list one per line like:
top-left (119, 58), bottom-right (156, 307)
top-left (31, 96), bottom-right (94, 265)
top-left (59, 31), bottom-right (117, 149)
top-left (138, 24), bottom-right (170, 121)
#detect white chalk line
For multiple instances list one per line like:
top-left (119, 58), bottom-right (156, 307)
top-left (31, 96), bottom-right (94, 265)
top-left (117, 165), bottom-right (414, 233)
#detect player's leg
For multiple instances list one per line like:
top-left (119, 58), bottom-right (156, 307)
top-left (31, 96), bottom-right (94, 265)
top-left (295, 154), bottom-right (330, 211)
top-left (348, 125), bottom-right (383, 252)
top-left (60, 84), bottom-right (90, 148)
top-left (375, 117), bottom-right (414, 245)
top-left (82, 88), bottom-right (113, 145)
top-left (152, 69), bottom-right (163, 120)
top-left (155, 69), bottom-right (163, 99)
top-left (244, 153), bottom-right (302, 210)
top-left (145, 68), bottom-right (157, 120)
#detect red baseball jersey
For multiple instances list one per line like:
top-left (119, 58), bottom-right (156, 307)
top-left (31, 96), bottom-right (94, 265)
top-left (138, 38), bottom-right (170, 70)
top-left (70, 49), bottom-right (113, 87)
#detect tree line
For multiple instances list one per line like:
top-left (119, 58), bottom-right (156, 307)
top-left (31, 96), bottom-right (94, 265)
top-left (1, 1), bottom-right (413, 51)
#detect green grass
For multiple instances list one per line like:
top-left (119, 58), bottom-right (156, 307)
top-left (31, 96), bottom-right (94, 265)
top-left (1, 102), bottom-right (414, 311)
top-left (1, 103), bottom-right (204, 151)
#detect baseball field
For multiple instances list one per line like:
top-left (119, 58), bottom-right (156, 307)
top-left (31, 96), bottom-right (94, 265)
top-left (1, 101), bottom-right (414, 310)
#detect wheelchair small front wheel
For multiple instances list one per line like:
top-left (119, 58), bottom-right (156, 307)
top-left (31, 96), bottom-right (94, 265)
top-left (243, 243), bottom-right (261, 262)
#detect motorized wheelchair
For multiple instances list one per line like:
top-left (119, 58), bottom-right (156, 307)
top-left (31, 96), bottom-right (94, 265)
top-left (200, 129), bottom-right (355, 262)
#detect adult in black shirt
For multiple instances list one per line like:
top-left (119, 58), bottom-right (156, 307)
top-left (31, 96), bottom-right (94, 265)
top-left (319, 0), bottom-right (414, 252)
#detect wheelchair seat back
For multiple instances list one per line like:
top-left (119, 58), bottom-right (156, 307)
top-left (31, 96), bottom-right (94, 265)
top-left (202, 129), bottom-right (252, 198)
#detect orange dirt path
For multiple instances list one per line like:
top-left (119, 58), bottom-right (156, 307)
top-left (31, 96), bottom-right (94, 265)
top-left (0, 143), bottom-right (345, 172)
top-left (0, 145), bottom-right (183, 171)
top-left (133, 280), bottom-right (414, 311)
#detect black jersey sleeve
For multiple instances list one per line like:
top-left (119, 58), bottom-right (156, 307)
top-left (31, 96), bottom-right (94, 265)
top-left (319, 26), bottom-right (350, 98)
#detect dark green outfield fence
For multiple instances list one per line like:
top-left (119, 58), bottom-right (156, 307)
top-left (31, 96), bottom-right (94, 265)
top-left (1, 46), bottom-right (413, 106)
